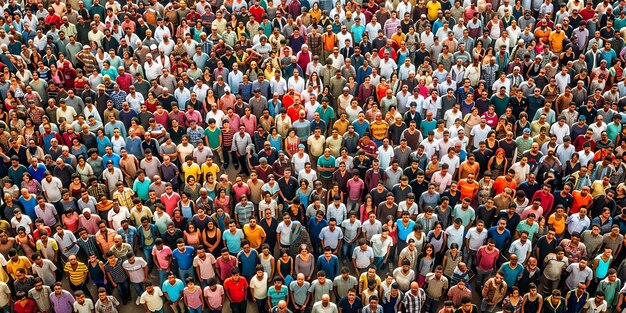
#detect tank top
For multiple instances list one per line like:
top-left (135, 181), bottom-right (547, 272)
top-left (260, 254), bottom-right (274, 277)
top-left (286, 137), bottom-right (299, 156)
top-left (523, 295), bottom-right (540, 313)
top-left (180, 202), bottom-right (194, 219)
top-left (88, 261), bottom-right (106, 284)
top-left (594, 255), bottom-right (612, 279)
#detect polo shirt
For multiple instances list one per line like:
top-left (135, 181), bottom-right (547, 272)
top-left (151, 246), bottom-right (172, 270)
top-left (162, 279), bottom-right (185, 302)
top-left (140, 287), bottom-right (164, 311)
top-left (317, 156), bottom-right (337, 178)
top-left (352, 246), bottom-right (374, 269)
top-left (289, 281), bottom-right (311, 306)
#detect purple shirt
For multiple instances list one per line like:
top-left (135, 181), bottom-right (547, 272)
top-left (49, 291), bottom-right (74, 313)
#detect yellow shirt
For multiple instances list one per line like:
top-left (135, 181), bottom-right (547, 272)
top-left (201, 163), bottom-right (221, 181)
top-left (182, 163), bottom-right (202, 182)
top-left (333, 119), bottom-right (349, 135)
top-left (590, 180), bottom-right (609, 197)
top-left (64, 262), bottom-right (89, 286)
top-left (426, 1), bottom-right (441, 21)
top-left (6, 256), bottom-right (31, 278)
top-left (243, 224), bottom-right (267, 249)
top-left (370, 121), bottom-right (390, 140)
top-left (548, 31), bottom-right (566, 53)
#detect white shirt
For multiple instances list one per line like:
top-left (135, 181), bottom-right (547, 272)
top-left (470, 125), bottom-right (492, 148)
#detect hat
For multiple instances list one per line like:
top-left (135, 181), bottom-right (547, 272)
top-left (224, 86), bottom-right (231, 92)
top-left (579, 115), bottom-right (587, 120)
top-left (150, 44), bottom-right (157, 50)
top-left (523, 128), bottom-right (530, 133)
top-left (106, 160), bottom-right (113, 165)
top-left (420, 14), bottom-right (426, 18)
top-left (83, 208), bottom-right (91, 214)
top-left (298, 144), bottom-right (305, 149)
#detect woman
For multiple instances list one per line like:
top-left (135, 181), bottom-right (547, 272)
top-left (184, 223), bottom-right (201, 247)
top-left (347, 76), bottom-right (358, 97)
top-left (376, 77), bottom-right (390, 103)
top-left (202, 89), bottom-right (217, 114)
top-left (384, 216), bottom-right (398, 266)
top-left (406, 224), bottom-right (426, 253)
top-left (592, 208), bottom-right (614, 234)
top-left (75, 156), bottom-right (93, 183)
top-left (495, 118), bottom-right (509, 140)
top-left (288, 198), bottom-right (306, 225)
top-left (95, 128), bottom-right (111, 155)
top-left (473, 41), bottom-right (485, 60)
top-left (21, 173), bottom-right (41, 197)
top-left (502, 286), bottom-right (523, 313)
top-left (153, 204), bottom-right (173, 234)
top-left (514, 112), bottom-right (531, 137)
top-left (359, 195), bottom-right (376, 222)
top-left (13, 291), bottom-right (36, 313)
top-left (70, 138), bottom-right (88, 159)
top-left (275, 248), bottom-right (294, 281)
top-left (268, 127), bottom-right (282, 152)
top-left (128, 118), bottom-right (145, 137)
top-left (442, 242), bottom-right (461, 278)
top-left (187, 63), bottom-right (202, 81)
top-left (15, 226), bottom-right (35, 258)
top-left (172, 209), bottom-right (189, 230)
top-left (427, 222), bottom-right (447, 262)
top-left (488, 148), bottom-right (509, 178)
top-left (477, 172), bottom-right (494, 205)
top-left (547, 205), bottom-right (566, 238)
top-left (464, 107), bottom-right (481, 134)
top-left (210, 207), bottom-right (230, 232)
top-left (62, 209), bottom-right (79, 233)
top-left (294, 244), bottom-right (314, 281)
top-left (4, 90), bottom-right (20, 111)
top-left (296, 180), bottom-right (312, 209)
top-left (309, 2), bottom-right (322, 21)
top-left (202, 220), bottom-right (223, 258)
top-left (60, 189), bottom-right (78, 214)
top-left (259, 244), bottom-right (275, 278)
top-left (485, 131), bottom-right (500, 151)
top-left (183, 176), bottom-right (202, 202)
top-left (615, 183), bottom-right (626, 211)
top-left (559, 45), bottom-right (576, 67)
top-left (213, 188), bottom-right (231, 215)
top-left (416, 243), bottom-right (435, 286)
top-left (22, 119), bottom-right (38, 143)
top-left (521, 283), bottom-right (543, 313)
top-left (87, 253), bottom-right (108, 292)
top-left (306, 72), bottom-right (322, 94)
top-left (144, 92), bottom-right (160, 113)
top-left (183, 277), bottom-right (204, 313)
top-left (284, 129), bottom-right (300, 158)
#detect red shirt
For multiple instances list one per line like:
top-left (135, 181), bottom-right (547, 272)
top-left (223, 277), bottom-right (248, 303)
top-left (492, 177), bottom-right (517, 195)
top-left (13, 299), bottom-right (37, 313)
top-left (249, 5), bottom-right (265, 22)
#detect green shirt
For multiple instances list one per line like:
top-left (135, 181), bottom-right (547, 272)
top-left (204, 126), bottom-right (222, 149)
top-left (317, 155), bottom-right (337, 178)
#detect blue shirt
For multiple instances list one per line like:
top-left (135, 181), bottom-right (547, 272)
top-left (499, 262), bottom-right (524, 287)
top-left (487, 226), bottom-right (511, 251)
top-left (267, 285), bottom-right (289, 307)
top-left (101, 153), bottom-right (121, 168)
top-left (132, 178), bottom-right (152, 201)
top-left (316, 254), bottom-right (340, 279)
top-left (171, 246), bottom-right (195, 270)
top-left (223, 229), bottom-right (245, 254)
top-left (162, 279), bottom-right (185, 302)
top-left (19, 196), bottom-right (37, 220)
top-left (396, 219), bottom-right (415, 241)
top-left (28, 163), bottom-right (47, 182)
top-left (237, 249), bottom-right (259, 277)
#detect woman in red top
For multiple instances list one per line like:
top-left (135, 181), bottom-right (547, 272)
top-left (13, 291), bottom-right (37, 313)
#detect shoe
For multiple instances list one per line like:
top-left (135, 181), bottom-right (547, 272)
top-left (234, 164), bottom-right (240, 170)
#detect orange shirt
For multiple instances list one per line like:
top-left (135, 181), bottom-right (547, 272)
top-left (458, 180), bottom-right (479, 200)
top-left (570, 190), bottom-right (593, 214)
top-left (534, 28), bottom-right (551, 44)
top-left (492, 176), bottom-right (517, 195)
top-left (322, 33), bottom-right (337, 51)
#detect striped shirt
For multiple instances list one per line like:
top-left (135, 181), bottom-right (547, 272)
top-left (104, 258), bottom-right (128, 283)
top-left (64, 261), bottom-right (89, 286)
top-left (77, 235), bottom-right (99, 257)
top-left (402, 288), bottom-right (426, 313)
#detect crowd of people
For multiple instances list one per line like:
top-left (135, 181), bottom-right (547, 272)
top-left (1, 0), bottom-right (626, 312)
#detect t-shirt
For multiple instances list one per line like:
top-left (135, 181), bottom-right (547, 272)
top-left (73, 299), bottom-right (95, 313)
top-left (172, 246), bottom-right (195, 270)
top-left (203, 285), bottom-right (225, 310)
top-left (267, 285), bottom-right (289, 307)
top-left (222, 230), bottom-right (244, 254)
top-left (249, 273), bottom-right (268, 299)
top-left (140, 287), bottom-right (164, 311)
top-left (370, 234), bottom-right (393, 257)
top-left (162, 279), bottom-right (185, 302)
top-left (465, 228), bottom-right (488, 251)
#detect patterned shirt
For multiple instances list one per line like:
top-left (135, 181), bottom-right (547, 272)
top-left (110, 90), bottom-right (128, 110)
top-left (402, 288), bottom-right (426, 313)
top-left (77, 235), bottom-right (99, 257)
top-left (104, 258), bottom-right (128, 283)
top-left (117, 226), bottom-right (137, 248)
top-left (28, 285), bottom-right (52, 312)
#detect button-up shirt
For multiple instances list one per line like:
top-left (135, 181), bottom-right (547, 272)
top-left (49, 290), bottom-right (75, 313)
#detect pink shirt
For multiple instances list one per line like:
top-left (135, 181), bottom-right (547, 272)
top-left (203, 285), bottom-right (224, 310)
top-left (346, 179), bottom-right (365, 201)
top-left (240, 115), bottom-right (257, 136)
top-left (184, 287), bottom-right (203, 309)
top-left (231, 184), bottom-right (251, 203)
top-left (151, 245), bottom-right (172, 270)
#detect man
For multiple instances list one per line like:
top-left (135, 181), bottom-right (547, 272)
top-left (172, 238), bottom-right (195, 281)
top-left (401, 281), bottom-right (425, 313)
top-left (223, 268), bottom-right (248, 313)
top-left (49, 282), bottom-right (75, 313)
top-left (140, 281), bottom-right (165, 313)
top-left (424, 266), bottom-right (449, 313)
top-left (63, 254), bottom-right (89, 297)
top-left (162, 271), bottom-right (185, 313)
top-left (480, 271), bottom-right (508, 313)
top-left (123, 251), bottom-right (149, 305)
top-left (94, 287), bottom-right (120, 313)
top-left (311, 294), bottom-right (337, 313)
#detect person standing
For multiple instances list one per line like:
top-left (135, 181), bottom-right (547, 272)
top-left (223, 268), bottom-right (249, 313)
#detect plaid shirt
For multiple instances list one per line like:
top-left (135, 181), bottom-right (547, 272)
top-left (77, 234), bottom-right (99, 257)
top-left (110, 90), bottom-right (128, 110)
top-left (117, 226), bottom-right (137, 248)
top-left (402, 288), bottom-right (426, 313)
top-left (104, 258), bottom-right (128, 283)
top-left (88, 183), bottom-right (109, 201)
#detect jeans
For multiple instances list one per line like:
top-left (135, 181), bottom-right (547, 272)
top-left (113, 281), bottom-right (130, 304)
top-left (231, 300), bottom-right (248, 313)
top-left (342, 241), bottom-right (356, 261)
top-left (256, 298), bottom-right (268, 313)
top-left (481, 299), bottom-right (497, 313)
top-left (158, 269), bottom-right (168, 287)
top-left (169, 300), bottom-right (185, 313)
top-left (131, 282), bottom-right (145, 299)
top-left (464, 249), bottom-right (478, 272)
top-left (189, 307), bottom-right (202, 313)
top-left (424, 296), bottom-right (440, 313)
top-left (374, 256), bottom-right (386, 270)
top-left (475, 269), bottom-right (493, 291)
top-left (347, 199), bottom-right (361, 212)
top-left (143, 245), bottom-right (154, 272)
top-left (178, 266), bottom-right (195, 282)
top-left (200, 278), bottom-right (210, 289)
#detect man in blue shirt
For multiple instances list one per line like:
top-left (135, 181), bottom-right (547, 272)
top-left (487, 218), bottom-right (512, 251)
top-left (171, 239), bottom-right (195, 282)
top-left (162, 271), bottom-right (185, 313)
top-left (316, 246), bottom-right (340, 280)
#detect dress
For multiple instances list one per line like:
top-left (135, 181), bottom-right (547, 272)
top-left (490, 158), bottom-right (506, 178)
